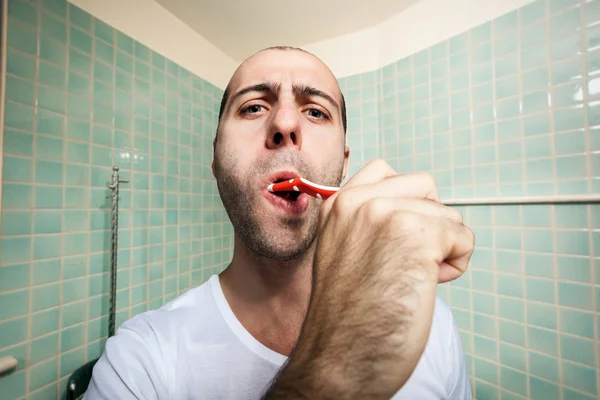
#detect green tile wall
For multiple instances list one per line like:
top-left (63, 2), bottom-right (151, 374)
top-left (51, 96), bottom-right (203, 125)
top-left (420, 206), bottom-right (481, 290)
top-left (0, 0), bottom-right (233, 398)
top-left (3, 0), bottom-right (598, 399)
top-left (339, 0), bottom-right (599, 398)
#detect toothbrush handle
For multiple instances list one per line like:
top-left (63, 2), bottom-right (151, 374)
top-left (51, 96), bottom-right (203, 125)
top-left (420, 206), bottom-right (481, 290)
top-left (269, 178), bottom-right (339, 200)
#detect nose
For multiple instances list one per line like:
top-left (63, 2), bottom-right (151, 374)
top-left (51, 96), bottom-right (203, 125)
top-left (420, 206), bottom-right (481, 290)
top-left (266, 104), bottom-right (302, 150)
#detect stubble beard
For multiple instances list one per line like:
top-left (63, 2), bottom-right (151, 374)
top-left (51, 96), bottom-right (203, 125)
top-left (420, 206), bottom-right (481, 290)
top-left (214, 149), bottom-right (344, 262)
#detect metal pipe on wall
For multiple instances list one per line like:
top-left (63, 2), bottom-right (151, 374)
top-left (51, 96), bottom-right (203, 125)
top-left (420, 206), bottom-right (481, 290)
top-left (108, 166), bottom-right (128, 337)
top-left (0, 0), bottom-right (9, 231)
top-left (444, 194), bottom-right (600, 206)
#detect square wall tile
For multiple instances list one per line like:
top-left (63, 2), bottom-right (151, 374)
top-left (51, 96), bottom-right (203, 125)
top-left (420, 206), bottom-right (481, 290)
top-left (529, 351), bottom-right (559, 381)
top-left (28, 357), bottom-right (57, 392)
top-left (530, 376), bottom-right (559, 400)
top-left (560, 335), bottom-right (595, 366)
top-left (0, 290), bottom-right (29, 320)
top-left (561, 361), bottom-right (597, 396)
top-left (30, 308), bottom-right (59, 338)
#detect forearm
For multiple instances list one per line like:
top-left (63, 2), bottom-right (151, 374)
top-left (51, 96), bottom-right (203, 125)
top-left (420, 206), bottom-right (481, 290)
top-left (263, 285), bottom-right (433, 398)
top-left (260, 341), bottom-right (347, 400)
top-left (262, 324), bottom-right (406, 400)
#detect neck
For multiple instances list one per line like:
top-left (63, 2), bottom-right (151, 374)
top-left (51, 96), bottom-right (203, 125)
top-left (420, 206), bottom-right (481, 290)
top-left (219, 233), bottom-right (315, 356)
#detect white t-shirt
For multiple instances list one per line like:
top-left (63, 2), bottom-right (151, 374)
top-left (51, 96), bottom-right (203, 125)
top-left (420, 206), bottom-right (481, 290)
top-left (84, 275), bottom-right (471, 399)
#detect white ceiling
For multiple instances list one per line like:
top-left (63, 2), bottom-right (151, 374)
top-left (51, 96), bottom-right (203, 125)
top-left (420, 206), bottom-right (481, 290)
top-left (154, 0), bottom-right (422, 63)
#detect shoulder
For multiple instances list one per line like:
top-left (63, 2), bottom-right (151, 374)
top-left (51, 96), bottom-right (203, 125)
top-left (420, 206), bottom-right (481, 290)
top-left (392, 297), bottom-right (471, 399)
top-left (422, 297), bottom-right (458, 365)
top-left (429, 296), bottom-right (471, 399)
top-left (431, 296), bottom-right (457, 347)
top-left (423, 297), bottom-right (456, 355)
top-left (85, 278), bottom-right (217, 399)
top-left (116, 276), bottom-right (210, 343)
top-left (122, 276), bottom-right (216, 337)
top-left (432, 296), bottom-right (454, 326)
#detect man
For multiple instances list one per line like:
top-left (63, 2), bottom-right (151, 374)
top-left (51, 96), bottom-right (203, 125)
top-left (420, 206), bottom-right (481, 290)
top-left (85, 46), bottom-right (474, 399)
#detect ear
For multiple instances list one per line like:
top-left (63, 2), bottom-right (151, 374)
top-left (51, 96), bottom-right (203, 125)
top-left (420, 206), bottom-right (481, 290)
top-left (211, 139), bottom-right (217, 178)
top-left (341, 145), bottom-right (350, 181)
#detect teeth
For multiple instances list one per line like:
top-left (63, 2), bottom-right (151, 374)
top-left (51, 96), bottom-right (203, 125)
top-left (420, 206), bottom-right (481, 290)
top-left (289, 179), bottom-right (294, 183)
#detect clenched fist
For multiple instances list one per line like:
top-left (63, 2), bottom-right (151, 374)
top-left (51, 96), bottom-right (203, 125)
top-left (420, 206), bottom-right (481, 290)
top-left (264, 159), bottom-right (475, 400)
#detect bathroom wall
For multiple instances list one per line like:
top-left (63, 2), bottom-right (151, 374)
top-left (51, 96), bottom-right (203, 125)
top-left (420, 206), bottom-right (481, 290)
top-left (2, 0), bottom-right (598, 400)
top-left (337, 0), bottom-right (600, 398)
top-left (68, 0), bottom-right (237, 89)
top-left (0, 0), bottom-right (233, 398)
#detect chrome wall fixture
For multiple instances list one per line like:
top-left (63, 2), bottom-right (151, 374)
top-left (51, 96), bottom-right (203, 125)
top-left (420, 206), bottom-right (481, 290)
top-left (107, 166), bottom-right (128, 337)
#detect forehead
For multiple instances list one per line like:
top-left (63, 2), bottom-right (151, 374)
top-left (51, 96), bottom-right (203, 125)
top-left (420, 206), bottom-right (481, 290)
top-left (228, 50), bottom-right (341, 100)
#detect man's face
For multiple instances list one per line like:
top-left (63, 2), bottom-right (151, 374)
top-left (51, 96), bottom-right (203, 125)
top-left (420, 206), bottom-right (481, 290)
top-left (213, 49), bottom-right (349, 261)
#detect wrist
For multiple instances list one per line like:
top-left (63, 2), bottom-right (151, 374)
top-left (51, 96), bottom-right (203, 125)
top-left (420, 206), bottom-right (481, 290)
top-left (262, 317), bottom-right (345, 399)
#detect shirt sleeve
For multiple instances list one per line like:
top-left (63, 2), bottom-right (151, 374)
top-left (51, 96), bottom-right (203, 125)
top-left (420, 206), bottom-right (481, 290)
top-left (446, 313), bottom-right (472, 400)
top-left (83, 315), bottom-right (169, 400)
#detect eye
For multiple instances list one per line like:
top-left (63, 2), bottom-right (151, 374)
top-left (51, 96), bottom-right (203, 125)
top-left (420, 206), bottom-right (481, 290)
top-left (241, 104), bottom-right (266, 114)
top-left (306, 108), bottom-right (328, 120)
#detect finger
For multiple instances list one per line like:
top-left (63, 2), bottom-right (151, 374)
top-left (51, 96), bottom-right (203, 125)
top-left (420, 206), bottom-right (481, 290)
top-left (339, 159), bottom-right (439, 201)
top-left (355, 197), bottom-right (463, 224)
top-left (437, 222), bottom-right (475, 284)
top-left (320, 174), bottom-right (441, 226)
top-left (342, 158), bottom-right (398, 189)
top-left (319, 159), bottom-right (397, 227)
top-left (345, 173), bottom-right (440, 207)
top-left (378, 207), bottom-right (473, 283)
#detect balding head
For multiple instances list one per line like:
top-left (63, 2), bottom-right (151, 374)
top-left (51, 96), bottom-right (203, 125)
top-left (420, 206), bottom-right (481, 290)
top-left (217, 46), bottom-right (347, 134)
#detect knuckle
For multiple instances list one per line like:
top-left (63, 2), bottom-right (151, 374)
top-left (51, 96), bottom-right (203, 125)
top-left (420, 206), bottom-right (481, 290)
top-left (331, 190), bottom-right (356, 216)
top-left (466, 225), bottom-right (476, 246)
top-left (359, 198), bottom-right (387, 219)
top-left (370, 158), bottom-right (389, 169)
top-left (419, 171), bottom-right (437, 188)
top-left (450, 207), bottom-right (464, 223)
top-left (391, 210), bottom-right (423, 232)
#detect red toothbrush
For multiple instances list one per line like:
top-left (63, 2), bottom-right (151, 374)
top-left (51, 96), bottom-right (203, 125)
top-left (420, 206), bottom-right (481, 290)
top-left (268, 178), bottom-right (340, 200)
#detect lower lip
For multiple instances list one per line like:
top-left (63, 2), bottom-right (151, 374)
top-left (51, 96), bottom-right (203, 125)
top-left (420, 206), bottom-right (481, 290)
top-left (263, 190), bottom-right (310, 215)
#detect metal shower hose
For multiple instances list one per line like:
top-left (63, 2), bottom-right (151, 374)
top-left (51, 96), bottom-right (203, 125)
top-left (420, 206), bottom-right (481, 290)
top-left (108, 166), bottom-right (128, 337)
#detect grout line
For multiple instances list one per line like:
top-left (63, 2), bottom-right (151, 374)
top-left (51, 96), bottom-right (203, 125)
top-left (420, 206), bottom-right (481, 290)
top-left (490, 21), bottom-right (502, 204)
top-left (0, 0), bottom-right (8, 222)
top-left (546, 2), bottom-right (563, 400)
top-left (54, 1), bottom-right (70, 395)
top-left (577, 0), bottom-right (600, 394)
top-left (446, 40), bottom-right (454, 198)
top-left (515, 6), bottom-right (531, 398)
top-left (82, 9), bottom-right (95, 367)
top-left (463, 29), bottom-right (480, 396)
top-left (488, 15), bottom-right (501, 399)
top-left (463, 28), bottom-right (478, 396)
top-left (23, 2), bottom-right (42, 397)
top-left (408, 55), bottom-right (416, 173)
top-left (492, 209), bottom-right (501, 398)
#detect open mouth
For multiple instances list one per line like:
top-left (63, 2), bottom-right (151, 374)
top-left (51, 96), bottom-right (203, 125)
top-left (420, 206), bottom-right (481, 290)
top-left (262, 171), bottom-right (309, 215)
top-left (270, 178), bottom-right (301, 201)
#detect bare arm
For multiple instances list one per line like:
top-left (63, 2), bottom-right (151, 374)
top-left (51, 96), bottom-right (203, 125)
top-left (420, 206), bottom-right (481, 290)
top-left (262, 160), bottom-right (475, 399)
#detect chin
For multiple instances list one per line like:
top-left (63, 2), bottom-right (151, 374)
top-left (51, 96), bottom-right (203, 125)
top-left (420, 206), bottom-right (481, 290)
top-left (258, 234), bottom-right (313, 261)
top-left (242, 223), bottom-right (317, 262)
top-left (256, 245), bottom-right (311, 262)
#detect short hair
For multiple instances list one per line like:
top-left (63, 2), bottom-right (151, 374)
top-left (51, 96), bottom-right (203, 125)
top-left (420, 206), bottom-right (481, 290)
top-left (216, 46), bottom-right (347, 135)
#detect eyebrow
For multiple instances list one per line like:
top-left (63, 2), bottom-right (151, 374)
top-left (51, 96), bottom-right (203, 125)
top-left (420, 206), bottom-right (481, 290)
top-left (227, 82), bottom-right (340, 114)
top-left (293, 84), bottom-right (340, 113)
